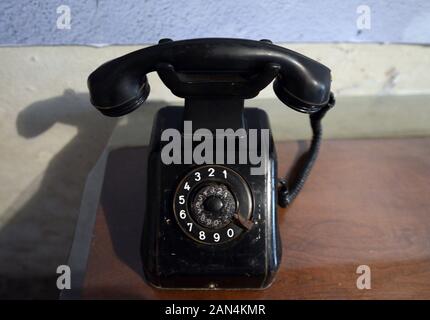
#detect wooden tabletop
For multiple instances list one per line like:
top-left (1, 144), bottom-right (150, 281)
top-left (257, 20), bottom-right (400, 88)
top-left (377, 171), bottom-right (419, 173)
top-left (80, 138), bottom-right (430, 299)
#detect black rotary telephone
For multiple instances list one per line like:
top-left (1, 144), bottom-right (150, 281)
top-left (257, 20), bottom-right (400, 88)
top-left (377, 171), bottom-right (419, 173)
top-left (88, 38), bottom-right (335, 289)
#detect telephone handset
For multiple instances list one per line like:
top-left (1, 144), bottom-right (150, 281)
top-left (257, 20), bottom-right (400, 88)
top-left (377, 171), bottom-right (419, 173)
top-left (88, 38), bottom-right (335, 289)
top-left (88, 38), bottom-right (331, 116)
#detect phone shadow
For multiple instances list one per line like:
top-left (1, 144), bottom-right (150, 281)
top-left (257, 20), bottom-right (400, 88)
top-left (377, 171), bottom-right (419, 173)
top-left (99, 146), bottom-right (150, 278)
top-left (0, 89), bottom-right (119, 299)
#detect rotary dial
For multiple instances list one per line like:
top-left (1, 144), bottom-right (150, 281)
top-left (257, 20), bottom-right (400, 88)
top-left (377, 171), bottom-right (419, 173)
top-left (173, 165), bottom-right (253, 245)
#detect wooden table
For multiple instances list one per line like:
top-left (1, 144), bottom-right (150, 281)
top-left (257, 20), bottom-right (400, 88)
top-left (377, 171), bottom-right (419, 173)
top-left (77, 138), bottom-right (430, 299)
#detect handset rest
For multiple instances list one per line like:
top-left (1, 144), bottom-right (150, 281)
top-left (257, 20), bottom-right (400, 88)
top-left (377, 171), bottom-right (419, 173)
top-left (88, 38), bottom-right (332, 116)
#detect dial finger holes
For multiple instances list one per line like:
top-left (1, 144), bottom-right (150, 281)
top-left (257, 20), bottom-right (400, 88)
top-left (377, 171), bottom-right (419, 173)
top-left (173, 165), bottom-right (253, 245)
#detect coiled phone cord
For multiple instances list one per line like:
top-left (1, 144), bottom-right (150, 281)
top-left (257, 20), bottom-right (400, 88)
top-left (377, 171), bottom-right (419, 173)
top-left (278, 93), bottom-right (335, 208)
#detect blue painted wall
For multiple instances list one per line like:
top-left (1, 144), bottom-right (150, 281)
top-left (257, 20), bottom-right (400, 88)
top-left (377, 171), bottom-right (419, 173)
top-left (1, 0), bottom-right (429, 45)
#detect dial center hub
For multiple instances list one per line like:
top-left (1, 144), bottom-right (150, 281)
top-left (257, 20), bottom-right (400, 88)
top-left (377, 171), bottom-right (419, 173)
top-left (191, 183), bottom-right (236, 229)
top-left (203, 196), bottom-right (224, 212)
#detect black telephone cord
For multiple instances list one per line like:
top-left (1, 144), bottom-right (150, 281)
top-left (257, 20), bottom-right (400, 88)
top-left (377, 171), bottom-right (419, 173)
top-left (278, 93), bottom-right (335, 208)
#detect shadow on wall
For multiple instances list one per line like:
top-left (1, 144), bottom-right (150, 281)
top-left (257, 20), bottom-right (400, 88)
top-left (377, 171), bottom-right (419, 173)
top-left (0, 89), bottom-right (119, 299)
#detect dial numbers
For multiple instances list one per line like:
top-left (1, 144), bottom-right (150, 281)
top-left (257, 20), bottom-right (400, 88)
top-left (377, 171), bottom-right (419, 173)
top-left (173, 165), bottom-right (252, 245)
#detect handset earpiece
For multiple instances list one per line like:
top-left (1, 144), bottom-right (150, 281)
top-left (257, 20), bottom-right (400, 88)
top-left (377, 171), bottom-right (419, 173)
top-left (87, 58), bottom-right (151, 117)
top-left (273, 78), bottom-right (324, 114)
top-left (273, 61), bottom-right (332, 114)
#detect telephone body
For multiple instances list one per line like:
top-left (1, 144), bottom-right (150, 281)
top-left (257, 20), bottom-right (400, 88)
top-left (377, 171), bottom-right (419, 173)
top-left (88, 38), bottom-right (334, 289)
